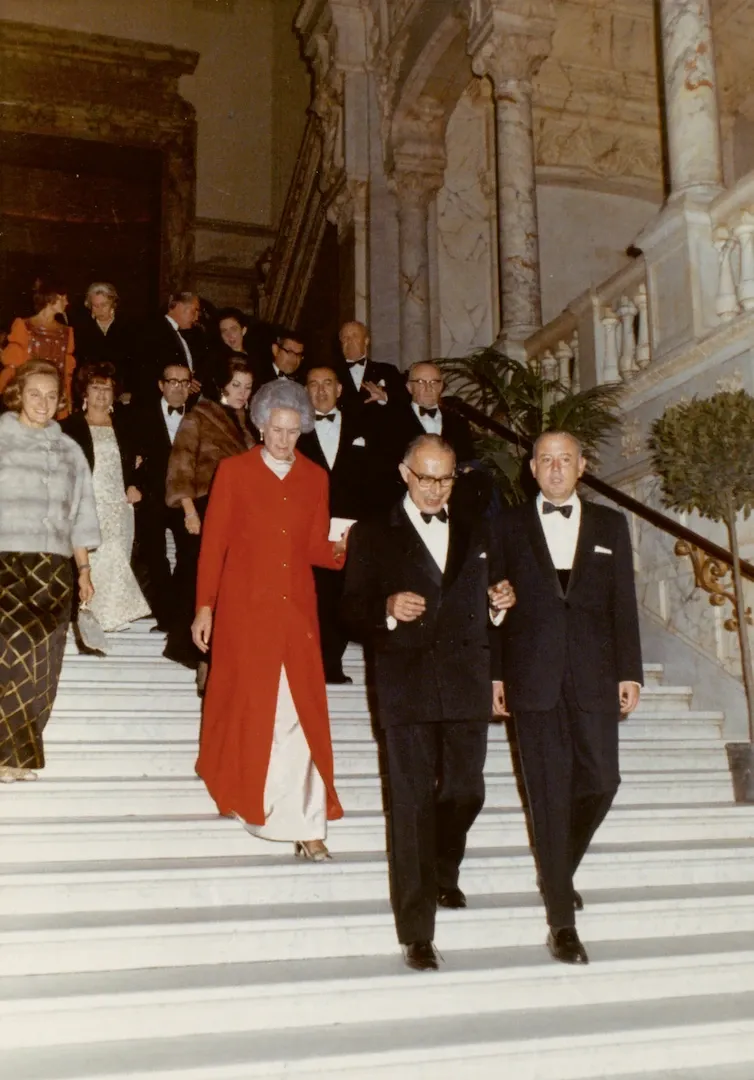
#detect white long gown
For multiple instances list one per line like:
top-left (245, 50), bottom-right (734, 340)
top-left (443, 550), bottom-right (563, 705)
top-left (88, 425), bottom-right (150, 632)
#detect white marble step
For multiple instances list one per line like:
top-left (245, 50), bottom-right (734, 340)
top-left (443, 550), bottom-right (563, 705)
top-left (0, 772), bottom-right (736, 818)
top-left (44, 712), bottom-right (727, 742)
top-left (3, 804), bottom-right (752, 863)
top-left (35, 740), bottom-right (730, 778)
top-left (4, 991), bottom-right (754, 1080)
top-left (0, 934), bottom-right (751, 1051)
top-left (2, 883), bottom-right (754, 977)
top-left (2, 842), bottom-right (753, 916)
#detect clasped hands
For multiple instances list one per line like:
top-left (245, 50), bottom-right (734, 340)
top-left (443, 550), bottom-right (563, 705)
top-left (387, 579), bottom-right (516, 624)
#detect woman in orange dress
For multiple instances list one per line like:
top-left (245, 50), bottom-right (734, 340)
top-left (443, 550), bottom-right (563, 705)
top-left (0, 281), bottom-right (76, 418)
top-left (192, 380), bottom-right (347, 861)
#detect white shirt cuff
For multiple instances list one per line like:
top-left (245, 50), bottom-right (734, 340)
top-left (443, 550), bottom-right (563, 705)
top-left (490, 608), bottom-right (506, 626)
top-left (386, 614), bottom-right (398, 630)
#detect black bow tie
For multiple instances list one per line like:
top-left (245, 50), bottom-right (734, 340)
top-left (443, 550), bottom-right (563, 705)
top-left (419, 406), bottom-right (438, 419)
top-left (277, 371), bottom-right (294, 380)
top-left (167, 405), bottom-right (184, 416)
top-left (347, 357), bottom-right (365, 368)
top-left (420, 508), bottom-right (448, 524)
top-left (316, 412), bottom-right (336, 423)
top-left (543, 501), bottom-right (573, 518)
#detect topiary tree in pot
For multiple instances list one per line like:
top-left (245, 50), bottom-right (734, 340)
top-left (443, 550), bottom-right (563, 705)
top-left (649, 389), bottom-right (754, 802)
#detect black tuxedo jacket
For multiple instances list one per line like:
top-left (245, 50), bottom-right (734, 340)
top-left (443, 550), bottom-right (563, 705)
top-left (131, 399), bottom-right (192, 505)
top-left (393, 402), bottom-right (476, 464)
top-left (497, 498), bottom-right (643, 713)
top-left (134, 317), bottom-right (210, 402)
top-left (251, 358), bottom-right (305, 394)
top-left (297, 411), bottom-right (370, 521)
top-left (342, 501), bottom-right (503, 726)
top-left (61, 406), bottom-right (140, 490)
top-left (335, 357), bottom-right (406, 414)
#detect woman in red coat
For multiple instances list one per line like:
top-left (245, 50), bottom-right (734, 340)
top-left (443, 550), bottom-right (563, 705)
top-left (192, 380), bottom-right (346, 861)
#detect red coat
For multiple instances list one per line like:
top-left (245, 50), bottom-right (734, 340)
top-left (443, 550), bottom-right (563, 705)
top-left (195, 447), bottom-right (344, 825)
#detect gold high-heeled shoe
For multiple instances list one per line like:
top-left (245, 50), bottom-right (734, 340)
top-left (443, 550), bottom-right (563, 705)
top-left (293, 840), bottom-right (332, 862)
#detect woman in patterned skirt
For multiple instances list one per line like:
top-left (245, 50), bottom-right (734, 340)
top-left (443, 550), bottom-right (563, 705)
top-left (0, 360), bottom-right (100, 783)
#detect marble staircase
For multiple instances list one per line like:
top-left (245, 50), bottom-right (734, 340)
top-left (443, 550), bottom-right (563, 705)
top-left (2, 621), bottom-right (754, 1079)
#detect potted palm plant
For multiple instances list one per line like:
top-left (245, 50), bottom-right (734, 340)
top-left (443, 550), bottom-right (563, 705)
top-left (649, 390), bottom-right (754, 802)
top-left (439, 347), bottom-right (624, 504)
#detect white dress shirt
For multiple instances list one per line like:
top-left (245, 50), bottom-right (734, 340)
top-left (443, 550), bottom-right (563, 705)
top-left (537, 491), bottom-right (581, 569)
top-left (314, 409), bottom-right (342, 469)
top-left (385, 495), bottom-right (450, 630)
top-left (161, 396), bottom-right (184, 444)
top-left (165, 315), bottom-right (193, 371)
top-left (346, 356), bottom-right (366, 392)
top-left (412, 401), bottom-right (443, 436)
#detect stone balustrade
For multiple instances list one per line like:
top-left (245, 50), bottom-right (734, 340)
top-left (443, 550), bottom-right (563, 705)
top-left (710, 172), bottom-right (754, 323)
top-left (524, 258), bottom-right (650, 395)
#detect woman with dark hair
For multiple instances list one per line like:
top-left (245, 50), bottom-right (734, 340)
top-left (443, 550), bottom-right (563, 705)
top-left (0, 360), bottom-right (100, 782)
top-left (192, 380), bottom-right (346, 860)
top-left (216, 308), bottom-right (249, 357)
top-left (62, 362), bottom-right (148, 633)
top-left (164, 354), bottom-right (256, 680)
top-left (0, 281), bottom-right (76, 417)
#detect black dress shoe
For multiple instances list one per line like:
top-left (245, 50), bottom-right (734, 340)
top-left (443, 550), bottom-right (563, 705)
top-left (404, 941), bottom-right (439, 972)
top-left (547, 927), bottom-right (589, 965)
top-left (149, 625), bottom-right (167, 634)
top-left (573, 889), bottom-right (584, 911)
top-left (326, 673), bottom-right (353, 685)
top-left (437, 887), bottom-right (467, 909)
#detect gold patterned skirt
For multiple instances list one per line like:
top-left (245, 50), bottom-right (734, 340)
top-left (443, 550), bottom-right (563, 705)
top-left (0, 553), bottom-right (73, 769)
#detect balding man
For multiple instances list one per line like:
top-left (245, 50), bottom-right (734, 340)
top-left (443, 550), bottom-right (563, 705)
top-left (396, 362), bottom-right (475, 464)
top-left (343, 434), bottom-right (514, 972)
top-left (136, 292), bottom-right (208, 403)
top-left (336, 320), bottom-right (406, 414)
top-left (490, 431), bottom-right (642, 967)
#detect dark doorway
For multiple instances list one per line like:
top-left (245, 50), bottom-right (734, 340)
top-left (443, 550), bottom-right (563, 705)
top-left (0, 131), bottom-right (162, 330)
top-left (297, 221), bottom-right (341, 368)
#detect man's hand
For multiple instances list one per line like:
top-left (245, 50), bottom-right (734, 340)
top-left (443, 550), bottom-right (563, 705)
top-left (488, 579), bottom-right (516, 611)
top-left (386, 592), bottom-right (426, 622)
top-left (362, 380), bottom-right (387, 404)
top-left (189, 377), bottom-right (202, 396)
top-left (192, 606), bottom-right (213, 653)
top-left (126, 485), bottom-right (142, 505)
top-left (619, 681), bottom-right (641, 716)
top-left (492, 681), bottom-right (508, 716)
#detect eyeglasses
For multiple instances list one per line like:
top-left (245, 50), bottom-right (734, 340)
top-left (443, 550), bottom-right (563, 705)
top-left (163, 378), bottom-right (191, 388)
top-left (279, 346), bottom-right (304, 359)
top-left (404, 464), bottom-right (456, 489)
top-left (409, 379), bottom-right (443, 389)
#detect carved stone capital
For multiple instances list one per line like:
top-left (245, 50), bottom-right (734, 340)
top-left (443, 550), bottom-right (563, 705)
top-left (390, 94), bottom-right (448, 198)
top-left (467, 0), bottom-right (555, 87)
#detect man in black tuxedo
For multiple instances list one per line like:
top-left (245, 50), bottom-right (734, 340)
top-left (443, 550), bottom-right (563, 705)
top-left (335, 320), bottom-right (406, 414)
top-left (134, 292), bottom-right (208, 404)
top-left (395, 362), bottom-right (475, 464)
top-left (342, 434), bottom-right (514, 972)
top-left (252, 328), bottom-right (306, 392)
top-left (490, 431), bottom-right (643, 966)
top-left (131, 362), bottom-right (197, 664)
top-left (297, 365), bottom-right (370, 684)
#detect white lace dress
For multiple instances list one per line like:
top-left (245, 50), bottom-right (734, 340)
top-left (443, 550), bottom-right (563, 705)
top-left (88, 425), bottom-right (150, 632)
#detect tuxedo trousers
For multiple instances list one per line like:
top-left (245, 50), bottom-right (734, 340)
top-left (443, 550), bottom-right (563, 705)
top-left (514, 667), bottom-right (621, 929)
top-left (383, 720), bottom-right (488, 944)
top-left (133, 500), bottom-right (198, 660)
top-left (313, 566), bottom-right (348, 680)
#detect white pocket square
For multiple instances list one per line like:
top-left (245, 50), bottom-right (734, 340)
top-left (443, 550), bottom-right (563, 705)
top-left (352, 436), bottom-right (366, 447)
top-left (478, 552), bottom-right (488, 559)
top-left (594, 545), bottom-right (613, 555)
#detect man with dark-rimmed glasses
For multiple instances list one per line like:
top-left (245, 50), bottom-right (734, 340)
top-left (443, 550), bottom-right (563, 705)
top-left (342, 433), bottom-right (515, 972)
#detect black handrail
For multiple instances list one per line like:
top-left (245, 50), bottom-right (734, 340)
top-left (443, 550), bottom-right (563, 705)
top-left (447, 397), bottom-right (754, 583)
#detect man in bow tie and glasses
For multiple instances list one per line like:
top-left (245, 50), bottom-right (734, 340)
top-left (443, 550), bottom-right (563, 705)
top-left (343, 434), bottom-right (516, 972)
top-left (251, 329), bottom-right (306, 394)
top-left (131, 363), bottom-right (197, 653)
top-left (397, 362), bottom-right (475, 465)
top-left (489, 431), bottom-right (643, 967)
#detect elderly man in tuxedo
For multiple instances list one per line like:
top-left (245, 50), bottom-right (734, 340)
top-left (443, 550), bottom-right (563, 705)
top-left (135, 292), bottom-right (207, 403)
top-left (490, 431), bottom-right (643, 966)
top-left (336, 321), bottom-right (405, 412)
top-left (343, 434), bottom-right (514, 972)
top-left (131, 362), bottom-right (196, 660)
top-left (396, 362), bottom-right (475, 464)
top-left (297, 365), bottom-right (370, 684)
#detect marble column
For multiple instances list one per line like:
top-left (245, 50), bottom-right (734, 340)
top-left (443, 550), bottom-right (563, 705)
top-left (470, 25), bottom-right (553, 347)
top-left (394, 168), bottom-right (443, 368)
top-left (659, 0), bottom-right (723, 198)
